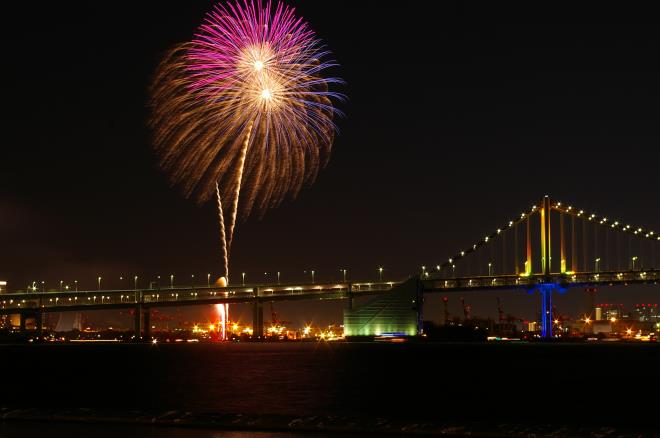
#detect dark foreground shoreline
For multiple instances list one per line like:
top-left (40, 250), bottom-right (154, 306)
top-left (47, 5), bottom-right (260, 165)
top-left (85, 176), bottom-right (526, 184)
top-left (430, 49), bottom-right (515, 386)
top-left (2, 408), bottom-right (659, 437)
top-left (2, 342), bottom-right (660, 437)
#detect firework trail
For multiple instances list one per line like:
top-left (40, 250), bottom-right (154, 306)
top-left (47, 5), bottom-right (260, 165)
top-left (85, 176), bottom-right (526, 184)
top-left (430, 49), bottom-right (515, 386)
top-left (215, 183), bottom-right (229, 280)
top-left (150, 0), bottom-right (343, 282)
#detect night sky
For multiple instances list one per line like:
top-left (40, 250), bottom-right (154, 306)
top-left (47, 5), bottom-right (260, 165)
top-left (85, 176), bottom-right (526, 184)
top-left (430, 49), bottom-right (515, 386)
top-left (2, 2), bottom-right (660, 327)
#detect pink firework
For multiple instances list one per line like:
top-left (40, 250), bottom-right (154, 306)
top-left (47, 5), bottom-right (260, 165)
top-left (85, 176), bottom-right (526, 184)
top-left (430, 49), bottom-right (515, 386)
top-left (150, 0), bottom-right (343, 281)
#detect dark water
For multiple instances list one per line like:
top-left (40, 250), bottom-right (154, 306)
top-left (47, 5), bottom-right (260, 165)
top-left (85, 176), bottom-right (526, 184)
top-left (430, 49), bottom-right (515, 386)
top-left (1, 342), bottom-right (659, 435)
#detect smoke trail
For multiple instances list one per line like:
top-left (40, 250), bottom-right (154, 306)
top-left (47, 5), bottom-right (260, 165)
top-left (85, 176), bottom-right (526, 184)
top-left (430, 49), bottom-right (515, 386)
top-left (216, 183), bottom-right (229, 280)
top-left (227, 121), bottom-right (254, 253)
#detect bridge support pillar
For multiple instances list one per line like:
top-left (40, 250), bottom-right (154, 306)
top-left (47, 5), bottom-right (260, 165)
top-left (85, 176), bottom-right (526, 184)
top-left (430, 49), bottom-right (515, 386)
top-left (143, 309), bottom-right (151, 340)
top-left (134, 304), bottom-right (142, 341)
top-left (539, 284), bottom-right (554, 339)
top-left (35, 311), bottom-right (43, 339)
top-left (252, 300), bottom-right (263, 339)
top-left (19, 312), bottom-right (27, 332)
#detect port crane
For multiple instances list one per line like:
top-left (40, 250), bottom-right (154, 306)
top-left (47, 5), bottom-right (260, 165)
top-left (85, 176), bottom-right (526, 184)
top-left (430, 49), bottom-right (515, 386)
top-left (496, 297), bottom-right (505, 323)
top-left (459, 297), bottom-right (472, 321)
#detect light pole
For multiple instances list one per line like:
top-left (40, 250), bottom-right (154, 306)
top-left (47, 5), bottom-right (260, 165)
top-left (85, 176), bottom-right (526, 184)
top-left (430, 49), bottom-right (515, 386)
top-left (595, 258), bottom-right (601, 272)
top-left (452, 264), bottom-right (456, 277)
top-left (632, 256), bottom-right (638, 271)
top-left (378, 267), bottom-right (383, 282)
top-left (488, 263), bottom-right (492, 276)
top-left (74, 280), bottom-right (78, 292)
top-left (134, 275), bottom-right (138, 290)
top-left (207, 273), bottom-right (211, 287)
top-left (340, 269), bottom-right (347, 282)
top-left (277, 271), bottom-right (281, 284)
top-left (170, 274), bottom-right (174, 288)
top-left (242, 272), bottom-right (246, 286)
top-left (312, 270), bottom-right (315, 283)
top-left (41, 281), bottom-right (45, 293)
top-left (59, 280), bottom-right (63, 292)
top-left (264, 272), bottom-right (269, 283)
top-left (191, 274), bottom-right (195, 288)
top-left (97, 277), bottom-right (101, 291)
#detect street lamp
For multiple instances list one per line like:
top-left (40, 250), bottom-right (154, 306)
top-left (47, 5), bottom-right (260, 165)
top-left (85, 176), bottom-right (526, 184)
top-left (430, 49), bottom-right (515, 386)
top-left (59, 280), bottom-right (63, 292)
top-left (74, 280), bottom-right (78, 292)
top-left (170, 274), bottom-right (174, 288)
top-left (134, 275), bottom-right (138, 290)
top-left (97, 277), bottom-right (102, 291)
top-left (264, 272), bottom-right (269, 283)
top-left (41, 281), bottom-right (45, 293)
top-left (378, 267), bottom-right (383, 282)
top-left (452, 264), bottom-right (456, 277)
top-left (277, 271), bottom-right (281, 284)
top-left (632, 256), bottom-right (638, 271)
top-left (242, 272), bottom-right (246, 286)
top-left (340, 269), bottom-right (347, 282)
top-left (488, 263), bottom-right (492, 276)
top-left (207, 273), bottom-right (211, 287)
top-left (595, 258), bottom-right (601, 272)
top-left (311, 270), bottom-right (315, 283)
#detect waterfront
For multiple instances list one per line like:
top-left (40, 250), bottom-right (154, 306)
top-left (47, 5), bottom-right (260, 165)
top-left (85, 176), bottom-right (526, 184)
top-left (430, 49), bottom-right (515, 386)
top-left (1, 342), bottom-right (659, 435)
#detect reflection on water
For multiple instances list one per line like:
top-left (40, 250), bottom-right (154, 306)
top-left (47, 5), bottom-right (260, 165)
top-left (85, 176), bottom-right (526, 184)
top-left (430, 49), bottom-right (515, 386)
top-left (1, 342), bottom-right (659, 433)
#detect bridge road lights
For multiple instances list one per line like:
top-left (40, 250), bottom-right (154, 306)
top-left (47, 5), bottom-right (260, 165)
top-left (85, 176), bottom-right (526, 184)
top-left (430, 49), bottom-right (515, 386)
top-left (632, 256), bottom-right (638, 271)
top-left (595, 258), bottom-right (601, 273)
top-left (378, 267), bottom-right (383, 282)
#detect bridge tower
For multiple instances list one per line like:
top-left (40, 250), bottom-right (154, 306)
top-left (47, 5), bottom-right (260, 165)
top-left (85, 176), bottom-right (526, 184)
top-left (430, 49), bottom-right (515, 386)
top-left (539, 195), bottom-right (556, 339)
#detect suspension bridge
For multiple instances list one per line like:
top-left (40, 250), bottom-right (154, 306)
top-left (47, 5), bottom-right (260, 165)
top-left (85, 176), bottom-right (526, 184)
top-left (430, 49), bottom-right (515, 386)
top-left (1, 196), bottom-right (659, 339)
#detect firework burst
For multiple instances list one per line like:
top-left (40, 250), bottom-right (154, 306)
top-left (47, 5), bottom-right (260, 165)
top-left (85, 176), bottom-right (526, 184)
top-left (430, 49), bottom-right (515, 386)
top-left (150, 0), bottom-right (343, 280)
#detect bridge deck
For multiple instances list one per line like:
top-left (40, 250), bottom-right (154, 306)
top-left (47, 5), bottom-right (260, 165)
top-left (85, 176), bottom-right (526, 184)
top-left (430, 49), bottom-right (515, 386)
top-left (1, 269), bottom-right (657, 314)
top-left (0, 281), bottom-right (395, 314)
